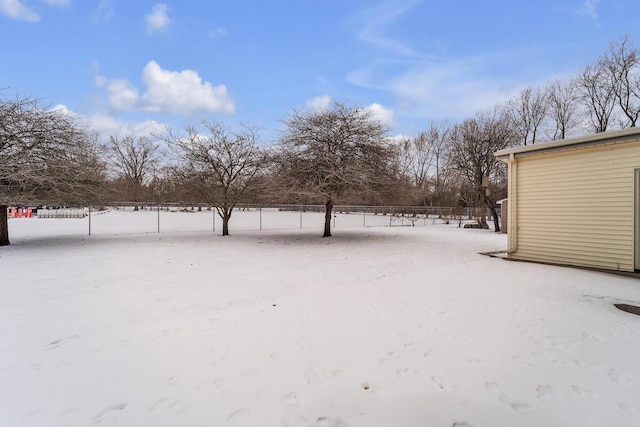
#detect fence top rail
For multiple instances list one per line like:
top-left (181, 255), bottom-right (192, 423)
top-left (105, 202), bottom-right (487, 216)
top-left (104, 202), bottom-right (488, 212)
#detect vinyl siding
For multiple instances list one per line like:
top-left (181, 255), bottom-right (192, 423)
top-left (509, 139), bottom-right (640, 272)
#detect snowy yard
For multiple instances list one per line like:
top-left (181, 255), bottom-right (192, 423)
top-left (1, 210), bottom-right (640, 427)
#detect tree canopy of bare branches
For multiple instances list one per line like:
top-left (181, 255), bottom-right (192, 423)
top-left (446, 109), bottom-right (516, 231)
top-left (574, 61), bottom-right (617, 133)
top-left (602, 35), bottom-right (640, 128)
top-left (394, 123), bottom-right (453, 206)
top-left (107, 135), bottom-right (161, 207)
top-left (507, 86), bottom-right (548, 145)
top-left (0, 94), bottom-right (104, 245)
top-left (162, 121), bottom-right (264, 236)
top-left (275, 102), bottom-right (392, 237)
top-left (545, 80), bottom-right (580, 140)
top-left (396, 132), bottom-right (433, 204)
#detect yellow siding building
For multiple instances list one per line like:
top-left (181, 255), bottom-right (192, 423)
top-left (495, 128), bottom-right (640, 273)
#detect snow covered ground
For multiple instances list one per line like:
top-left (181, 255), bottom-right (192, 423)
top-left (1, 210), bottom-right (640, 427)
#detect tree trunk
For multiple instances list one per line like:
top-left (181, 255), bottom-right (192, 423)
top-left (489, 205), bottom-right (501, 232)
top-left (477, 187), bottom-right (500, 232)
top-left (221, 208), bottom-right (232, 236)
top-left (222, 215), bottom-right (230, 236)
top-left (481, 193), bottom-right (500, 232)
top-left (0, 205), bottom-right (9, 246)
top-left (323, 200), bottom-right (333, 237)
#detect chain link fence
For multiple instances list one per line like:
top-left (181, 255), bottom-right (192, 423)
top-left (63, 204), bottom-right (497, 236)
top-left (11, 203), bottom-right (498, 236)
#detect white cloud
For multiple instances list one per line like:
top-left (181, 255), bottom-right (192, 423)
top-left (41, 0), bottom-right (71, 6)
top-left (364, 103), bottom-right (394, 126)
top-left (140, 61), bottom-right (234, 114)
top-left (387, 134), bottom-right (410, 144)
top-left (146, 3), bottom-right (171, 34)
top-left (387, 59), bottom-right (515, 119)
top-left (87, 112), bottom-right (166, 142)
top-left (347, 44), bottom-right (548, 121)
top-left (94, 69), bottom-right (139, 111)
top-left (349, 0), bottom-right (426, 59)
top-left (45, 105), bottom-right (167, 144)
top-left (306, 95), bottom-right (332, 112)
top-left (51, 104), bottom-right (73, 115)
top-left (94, 75), bottom-right (106, 87)
top-left (0, 0), bottom-right (73, 21)
top-left (87, 113), bottom-right (126, 138)
top-left (345, 2), bottom-right (548, 122)
top-left (304, 96), bottom-right (393, 125)
top-left (93, 0), bottom-right (113, 21)
top-left (578, 0), bottom-right (601, 20)
top-left (96, 60), bottom-right (234, 115)
top-left (208, 27), bottom-right (227, 39)
top-left (0, 0), bottom-right (40, 22)
top-left (106, 79), bottom-right (140, 111)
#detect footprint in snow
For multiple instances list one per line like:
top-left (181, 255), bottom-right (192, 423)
top-left (403, 341), bottom-right (417, 350)
top-left (280, 392), bottom-right (298, 404)
top-left (314, 416), bottom-right (348, 427)
top-left (485, 382), bottom-right (532, 413)
top-left (281, 398), bottom-right (306, 427)
top-left (227, 407), bottom-right (250, 422)
top-left (44, 334), bottom-right (81, 351)
top-left (94, 403), bottom-right (126, 424)
top-left (608, 368), bottom-right (640, 389)
top-left (536, 385), bottom-right (555, 401)
top-left (148, 398), bottom-right (188, 415)
top-left (571, 385), bottom-right (600, 398)
top-left (396, 367), bottom-right (419, 379)
top-left (378, 350), bottom-right (399, 366)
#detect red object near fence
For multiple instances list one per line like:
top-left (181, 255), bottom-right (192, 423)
top-left (6, 207), bottom-right (33, 218)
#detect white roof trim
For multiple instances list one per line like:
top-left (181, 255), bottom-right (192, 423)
top-left (495, 127), bottom-right (640, 159)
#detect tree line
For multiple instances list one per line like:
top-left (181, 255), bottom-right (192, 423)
top-left (2, 35), bottom-right (640, 245)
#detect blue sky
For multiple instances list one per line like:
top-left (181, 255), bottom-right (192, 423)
top-left (1, 0), bottom-right (638, 143)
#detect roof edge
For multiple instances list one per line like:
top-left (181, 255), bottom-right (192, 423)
top-left (495, 127), bottom-right (640, 159)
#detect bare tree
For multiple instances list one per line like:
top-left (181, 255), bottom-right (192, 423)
top-left (545, 79), bottom-right (580, 140)
top-left (148, 165), bottom-right (182, 204)
top-left (427, 123), bottom-right (454, 206)
top-left (275, 102), bottom-right (392, 237)
top-left (0, 94), bottom-right (104, 245)
top-left (602, 35), bottom-right (640, 128)
top-left (446, 108), bottom-right (516, 231)
top-left (395, 123), bottom-right (453, 206)
top-left (162, 121), bottom-right (264, 236)
top-left (107, 135), bottom-right (161, 208)
top-left (507, 86), bottom-right (548, 145)
top-left (574, 61), bottom-right (617, 133)
top-left (396, 132), bottom-right (433, 205)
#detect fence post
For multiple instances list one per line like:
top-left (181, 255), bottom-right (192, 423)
top-left (157, 205), bottom-right (160, 233)
top-left (363, 207), bottom-right (366, 228)
top-left (260, 207), bottom-right (263, 230)
top-left (88, 205), bottom-right (91, 236)
top-left (212, 208), bottom-right (216, 232)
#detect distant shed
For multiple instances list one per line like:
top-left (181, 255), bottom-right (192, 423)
top-left (495, 128), bottom-right (640, 273)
